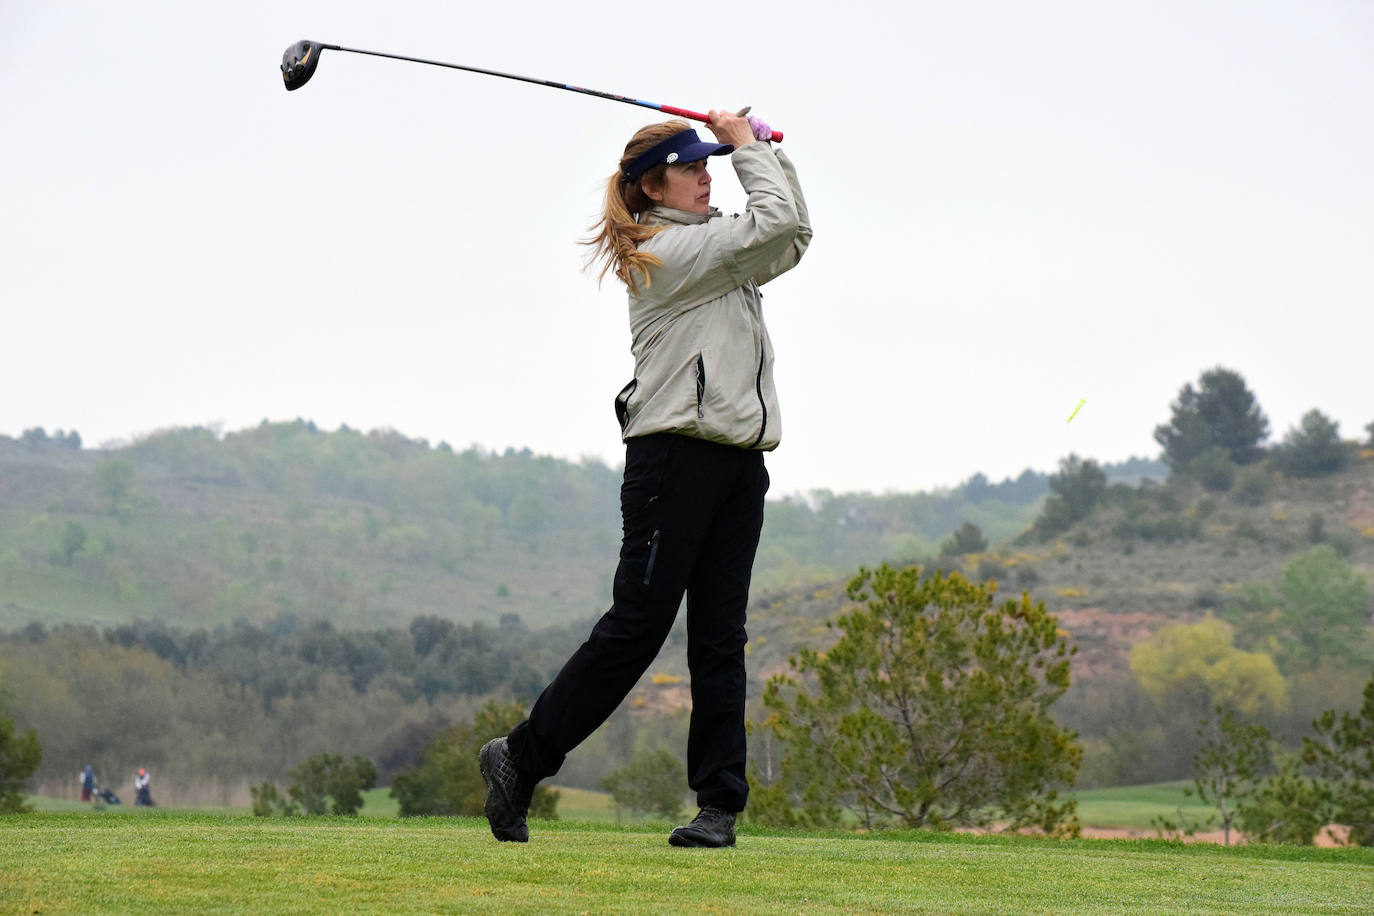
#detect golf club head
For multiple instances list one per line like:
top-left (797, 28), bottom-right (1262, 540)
top-left (281, 40), bottom-right (325, 91)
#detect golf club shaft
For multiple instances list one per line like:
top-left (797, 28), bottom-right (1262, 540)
top-left (325, 44), bottom-right (784, 142)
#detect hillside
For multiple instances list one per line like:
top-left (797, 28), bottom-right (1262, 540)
top-left (739, 452), bottom-right (1374, 685)
top-left (1, 421), bottom-right (1142, 632)
top-left (5, 421), bottom-right (1367, 682)
top-left (973, 454), bottom-right (1374, 679)
top-left (0, 425), bottom-right (622, 631)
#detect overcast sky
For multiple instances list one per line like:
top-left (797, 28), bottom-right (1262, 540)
top-left (3, 1), bottom-right (1371, 496)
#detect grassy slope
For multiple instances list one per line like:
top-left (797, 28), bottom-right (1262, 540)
top-left (3, 812), bottom-right (1371, 915)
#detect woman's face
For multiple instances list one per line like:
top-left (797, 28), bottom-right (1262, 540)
top-left (645, 159), bottom-right (711, 213)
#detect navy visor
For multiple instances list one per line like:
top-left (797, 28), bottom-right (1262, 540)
top-left (623, 129), bottom-right (733, 182)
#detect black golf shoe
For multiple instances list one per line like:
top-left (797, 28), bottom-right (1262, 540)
top-left (668, 805), bottom-right (737, 848)
top-left (478, 737), bottom-right (533, 842)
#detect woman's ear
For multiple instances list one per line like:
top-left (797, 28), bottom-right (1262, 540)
top-left (640, 178), bottom-right (663, 203)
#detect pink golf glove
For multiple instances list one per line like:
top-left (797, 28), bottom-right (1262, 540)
top-left (747, 115), bottom-right (772, 141)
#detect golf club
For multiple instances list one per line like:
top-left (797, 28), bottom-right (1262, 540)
top-left (280, 40), bottom-right (784, 142)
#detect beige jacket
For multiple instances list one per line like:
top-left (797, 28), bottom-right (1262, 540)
top-left (614, 143), bottom-right (811, 450)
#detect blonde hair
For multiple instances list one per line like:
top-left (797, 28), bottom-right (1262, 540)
top-left (583, 119), bottom-right (692, 292)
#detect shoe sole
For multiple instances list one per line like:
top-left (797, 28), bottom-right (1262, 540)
top-left (668, 831), bottom-right (735, 848)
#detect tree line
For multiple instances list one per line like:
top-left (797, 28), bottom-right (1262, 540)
top-left (0, 613), bottom-right (589, 802)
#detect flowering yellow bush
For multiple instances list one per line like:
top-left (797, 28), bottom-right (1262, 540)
top-left (649, 673), bottom-right (683, 685)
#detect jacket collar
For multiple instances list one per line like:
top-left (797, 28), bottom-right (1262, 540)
top-left (644, 205), bottom-right (720, 226)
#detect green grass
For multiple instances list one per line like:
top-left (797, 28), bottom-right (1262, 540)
top-left (358, 787), bottom-right (400, 818)
top-left (15, 781), bottom-right (1261, 834)
top-left (344, 786), bottom-right (667, 825)
top-left (27, 796), bottom-right (245, 816)
top-left (3, 812), bottom-right (1371, 914)
top-left (1071, 781), bottom-right (1219, 831)
top-left (18, 781), bottom-right (1263, 836)
top-left (32, 785), bottom-right (679, 826)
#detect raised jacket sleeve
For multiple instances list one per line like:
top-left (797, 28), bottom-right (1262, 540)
top-left (750, 147), bottom-right (811, 287)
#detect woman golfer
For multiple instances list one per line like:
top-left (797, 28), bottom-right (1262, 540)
top-left (481, 108), bottom-right (810, 847)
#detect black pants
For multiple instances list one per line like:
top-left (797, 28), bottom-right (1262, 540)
top-left (507, 433), bottom-right (768, 812)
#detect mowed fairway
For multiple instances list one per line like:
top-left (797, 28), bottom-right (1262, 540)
top-left (3, 813), bottom-right (1372, 914)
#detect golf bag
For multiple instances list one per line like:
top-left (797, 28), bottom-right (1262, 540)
top-left (97, 787), bottom-right (121, 805)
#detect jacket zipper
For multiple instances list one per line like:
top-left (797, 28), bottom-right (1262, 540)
top-left (643, 529), bottom-right (661, 586)
top-left (747, 338), bottom-right (768, 448)
top-left (695, 355), bottom-right (706, 420)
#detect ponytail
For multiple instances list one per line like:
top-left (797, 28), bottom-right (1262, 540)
top-left (583, 119), bottom-right (691, 293)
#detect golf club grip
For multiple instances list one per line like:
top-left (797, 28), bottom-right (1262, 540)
top-left (659, 104), bottom-right (784, 143)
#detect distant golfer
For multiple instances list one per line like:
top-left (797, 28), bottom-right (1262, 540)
top-left (134, 768), bottom-right (154, 806)
top-left (80, 764), bottom-right (95, 803)
top-left (481, 108), bottom-right (811, 847)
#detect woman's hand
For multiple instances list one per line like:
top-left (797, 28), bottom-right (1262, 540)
top-left (706, 110), bottom-right (756, 149)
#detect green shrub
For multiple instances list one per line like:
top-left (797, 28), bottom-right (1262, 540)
top-left (1189, 447), bottom-right (1236, 493)
top-left (391, 699), bottom-right (559, 818)
top-left (939, 521), bottom-right (988, 558)
top-left (1157, 488), bottom-right (1183, 513)
top-left (287, 754), bottom-right (377, 816)
top-left (1024, 455), bottom-right (1106, 542)
top-left (251, 754), bottom-right (376, 817)
top-left (1270, 410), bottom-right (1349, 478)
top-left (250, 781), bottom-right (297, 817)
top-left (1233, 470), bottom-right (1269, 506)
top-left (600, 747), bottom-right (686, 821)
top-left (0, 716), bottom-right (42, 813)
top-left (1112, 516), bottom-right (1198, 543)
top-left (1303, 673), bottom-right (1374, 845)
top-left (1237, 754), bottom-right (1331, 844)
